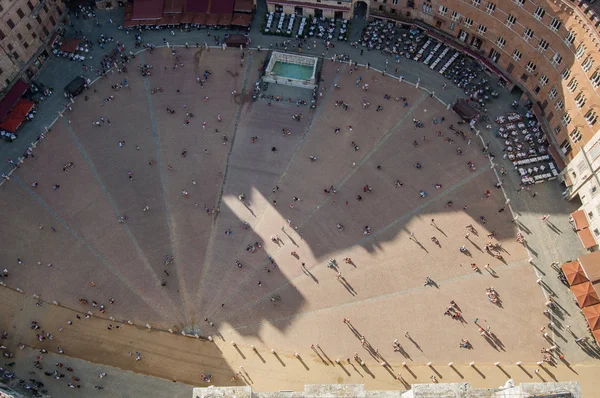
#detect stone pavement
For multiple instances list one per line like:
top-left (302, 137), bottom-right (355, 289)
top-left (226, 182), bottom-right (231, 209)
top-left (1, 45), bottom-right (594, 368)
top-left (3, 0), bottom-right (501, 176)
top-left (0, 288), bottom-right (597, 397)
top-left (0, 1), bottom-right (596, 396)
top-left (4, 347), bottom-right (192, 398)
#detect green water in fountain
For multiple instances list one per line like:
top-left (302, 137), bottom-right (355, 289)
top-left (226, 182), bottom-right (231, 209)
top-left (271, 61), bottom-right (313, 81)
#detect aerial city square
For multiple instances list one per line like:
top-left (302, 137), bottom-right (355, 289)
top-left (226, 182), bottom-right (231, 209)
top-left (0, 0), bottom-right (599, 397)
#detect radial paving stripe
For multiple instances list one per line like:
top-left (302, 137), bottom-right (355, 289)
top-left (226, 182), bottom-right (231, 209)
top-left (11, 175), bottom-right (178, 323)
top-left (204, 92), bottom-right (430, 319)
top-left (141, 52), bottom-right (192, 323)
top-left (197, 63), bottom-right (348, 317)
top-left (63, 118), bottom-right (185, 317)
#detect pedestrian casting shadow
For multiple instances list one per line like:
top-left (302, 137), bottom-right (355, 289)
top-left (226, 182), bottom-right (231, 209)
top-left (490, 332), bottom-right (505, 350)
top-left (234, 345), bottom-right (246, 359)
top-left (526, 243), bottom-right (538, 257)
top-left (339, 276), bottom-right (357, 296)
top-left (486, 268), bottom-right (500, 278)
top-left (282, 229), bottom-right (299, 247)
top-left (546, 221), bottom-right (562, 234)
top-left (552, 308), bottom-right (566, 321)
top-left (467, 238), bottom-right (483, 252)
top-left (411, 238), bottom-right (429, 253)
top-left (434, 225), bottom-right (447, 237)
top-left (530, 262), bottom-right (546, 276)
top-left (312, 349), bottom-right (329, 366)
top-left (449, 365), bottom-right (463, 379)
top-left (579, 341), bottom-right (600, 359)
top-left (346, 323), bottom-right (363, 340)
top-left (541, 283), bottom-right (557, 297)
top-left (541, 366), bottom-right (558, 381)
top-left (559, 356), bottom-right (579, 374)
top-left (471, 365), bottom-right (486, 379)
top-left (394, 345), bottom-right (412, 360)
top-left (482, 333), bottom-right (505, 352)
top-left (214, 331), bottom-right (226, 341)
top-left (338, 362), bottom-right (351, 376)
top-left (484, 335), bottom-right (500, 351)
top-left (241, 200), bottom-right (256, 217)
top-left (349, 362), bottom-right (364, 377)
top-left (360, 363), bottom-right (376, 379)
top-left (303, 267), bottom-right (319, 283)
top-left (318, 347), bottom-right (335, 366)
top-left (517, 221), bottom-right (531, 235)
top-left (408, 337), bottom-right (423, 352)
top-left (382, 364), bottom-right (398, 380)
top-left (273, 351), bottom-right (286, 367)
top-left (425, 279), bottom-right (440, 289)
top-left (554, 300), bottom-right (571, 316)
top-left (240, 368), bottom-right (254, 384)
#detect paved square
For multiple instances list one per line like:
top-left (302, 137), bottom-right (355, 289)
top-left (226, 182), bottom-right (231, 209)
top-left (0, 47), bottom-right (596, 395)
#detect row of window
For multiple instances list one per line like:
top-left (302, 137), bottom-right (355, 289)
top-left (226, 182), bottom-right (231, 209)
top-left (0, 1), bottom-right (36, 14)
top-left (439, 1), bottom-right (600, 146)
top-left (440, 7), bottom-right (565, 57)
top-left (470, 0), bottom-right (496, 14)
top-left (1, 3), bottom-right (61, 36)
top-left (441, 1), bottom-right (591, 61)
top-left (0, 7), bottom-right (58, 43)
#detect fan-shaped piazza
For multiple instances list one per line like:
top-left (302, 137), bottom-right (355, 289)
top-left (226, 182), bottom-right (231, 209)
top-left (1, 47), bottom-right (548, 365)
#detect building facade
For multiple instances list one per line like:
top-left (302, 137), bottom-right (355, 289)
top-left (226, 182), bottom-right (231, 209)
top-left (0, 0), bottom-right (67, 92)
top-left (271, 0), bottom-right (600, 166)
top-left (562, 128), bottom-right (600, 249)
top-left (372, 0), bottom-right (600, 164)
top-left (266, 0), bottom-right (358, 20)
top-left (192, 381), bottom-right (583, 397)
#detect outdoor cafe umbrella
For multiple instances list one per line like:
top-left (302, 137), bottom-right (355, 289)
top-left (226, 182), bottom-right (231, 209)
top-left (571, 281), bottom-right (600, 308)
top-left (583, 303), bottom-right (600, 330)
top-left (561, 261), bottom-right (589, 286)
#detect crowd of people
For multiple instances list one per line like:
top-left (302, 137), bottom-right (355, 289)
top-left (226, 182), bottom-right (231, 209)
top-left (0, 4), bottom-right (590, 395)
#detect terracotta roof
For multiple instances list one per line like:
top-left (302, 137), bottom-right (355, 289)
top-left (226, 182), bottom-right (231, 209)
top-left (571, 210), bottom-right (590, 231)
top-left (266, 0), bottom-right (350, 11)
top-left (132, 0), bottom-right (164, 20)
top-left (219, 13), bottom-right (233, 25)
top-left (192, 13), bottom-right (207, 24)
top-left (0, 79), bottom-right (29, 123)
top-left (571, 281), bottom-right (600, 308)
top-left (205, 13), bottom-right (219, 25)
top-left (186, 0), bottom-right (208, 12)
top-left (180, 13), bottom-right (195, 23)
top-left (579, 250), bottom-right (600, 283)
top-left (452, 99), bottom-right (479, 121)
top-left (163, 0), bottom-right (184, 13)
top-left (234, 0), bottom-right (253, 12)
top-left (583, 303), bottom-right (600, 330)
top-left (561, 261), bottom-right (589, 286)
top-left (210, 0), bottom-right (234, 13)
top-left (59, 38), bottom-right (80, 54)
top-left (594, 328), bottom-right (600, 345)
top-left (578, 228), bottom-right (597, 249)
top-left (232, 12), bottom-right (252, 26)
